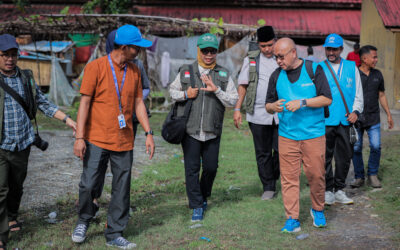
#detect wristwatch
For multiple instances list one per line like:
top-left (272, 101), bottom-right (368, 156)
top-left (300, 99), bottom-right (307, 108)
top-left (145, 130), bottom-right (154, 136)
top-left (63, 114), bottom-right (70, 123)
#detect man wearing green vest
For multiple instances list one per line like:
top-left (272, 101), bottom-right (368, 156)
top-left (0, 34), bottom-right (76, 249)
top-left (234, 26), bottom-right (280, 200)
top-left (169, 33), bottom-right (238, 222)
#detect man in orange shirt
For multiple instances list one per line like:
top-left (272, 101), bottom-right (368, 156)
top-left (71, 25), bottom-right (155, 249)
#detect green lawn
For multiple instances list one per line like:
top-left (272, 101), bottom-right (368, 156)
top-left (7, 110), bottom-right (400, 249)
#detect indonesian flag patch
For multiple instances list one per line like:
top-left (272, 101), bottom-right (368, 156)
top-left (184, 71), bottom-right (190, 78)
top-left (250, 61), bottom-right (256, 67)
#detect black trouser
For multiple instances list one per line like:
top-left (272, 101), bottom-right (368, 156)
top-left (248, 122), bottom-right (280, 192)
top-left (0, 146), bottom-right (31, 244)
top-left (77, 141), bottom-right (133, 241)
top-left (325, 125), bottom-right (353, 192)
top-left (182, 134), bottom-right (220, 209)
top-left (92, 121), bottom-right (139, 199)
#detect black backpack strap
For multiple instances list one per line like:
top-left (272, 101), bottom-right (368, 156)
top-left (305, 60), bottom-right (315, 82)
top-left (0, 78), bottom-right (32, 119)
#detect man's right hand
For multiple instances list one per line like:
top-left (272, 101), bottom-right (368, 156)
top-left (74, 139), bottom-right (86, 160)
top-left (187, 87), bottom-right (199, 99)
top-left (233, 110), bottom-right (242, 129)
top-left (266, 99), bottom-right (286, 113)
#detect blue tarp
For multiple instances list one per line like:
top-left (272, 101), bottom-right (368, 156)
top-left (19, 41), bottom-right (73, 53)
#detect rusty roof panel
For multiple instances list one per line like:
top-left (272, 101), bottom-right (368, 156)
top-left (137, 7), bottom-right (361, 38)
top-left (373, 0), bottom-right (400, 28)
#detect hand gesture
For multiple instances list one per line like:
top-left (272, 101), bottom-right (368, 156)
top-left (145, 135), bottom-right (155, 160)
top-left (346, 112), bottom-right (358, 124)
top-left (74, 139), bottom-right (86, 160)
top-left (233, 110), bottom-right (242, 129)
top-left (200, 74), bottom-right (218, 92)
top-left (268, 99), bottom-right (286, 113)
top-left (285, 100), bottom-right (301, 112)
top-left (187, 86), bottom-right (199, 99)
top-left (66, 118), bottom-right (77, 135)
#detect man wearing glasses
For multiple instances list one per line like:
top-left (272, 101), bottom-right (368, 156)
top-left (0, 34), bottom-right (76, 249)
top-left (266, 38), bottom-right (332, 232)
top-left (319, 34), bottom-right (363, 205)
top-left (169, 33), bottom-right (238, 222)
top-left (234, 26), bottom-right (279, 200)
top-left (72, 25), bottom-right (155, 249)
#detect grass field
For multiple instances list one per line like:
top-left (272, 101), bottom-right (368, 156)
top-left (7, 110), bottom-right (400, 249)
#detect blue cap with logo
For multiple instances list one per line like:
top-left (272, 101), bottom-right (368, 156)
top-left (0, 34), bottom-right (19, 51)
top-left (323, 33), bottom-right (343, 48)
top-left (115, 24), bottom-right (152, 48)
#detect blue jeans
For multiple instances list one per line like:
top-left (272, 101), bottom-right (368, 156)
top-left (352, 123), bottom-right (381, 179)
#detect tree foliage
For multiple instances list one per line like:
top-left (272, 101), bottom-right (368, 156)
top-left (82, 0), bottom-right (132, 14)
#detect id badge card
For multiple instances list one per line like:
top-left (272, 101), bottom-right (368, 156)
top-left (118, 114), bottom-right (126, 129)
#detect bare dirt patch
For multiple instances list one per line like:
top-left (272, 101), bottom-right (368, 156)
top-left (21, 130), bottom-right (176, 210)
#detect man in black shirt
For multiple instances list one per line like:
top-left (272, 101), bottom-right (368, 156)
top-left (266, 38), bottom-right (332, 232)
top-left (351, 45), bottom-right (393, 188)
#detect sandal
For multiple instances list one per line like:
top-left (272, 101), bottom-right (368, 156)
top-left (9, 221), bottom-right (22, 232)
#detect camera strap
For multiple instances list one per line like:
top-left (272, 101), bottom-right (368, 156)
top-left (0, 75), bottom-right (40, 135)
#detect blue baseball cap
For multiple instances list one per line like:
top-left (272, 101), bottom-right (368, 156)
top-left (0, 34), bottom-right (19, 51)
top-left (114, 25), bottom-right (152, 48)
top-left (323, 33), bottom-right (343, 48)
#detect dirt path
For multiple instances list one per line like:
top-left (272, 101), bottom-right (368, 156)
top-left (21, 130), bottom-right (177, 210)
top-left (310, 131), bottom-right (399, 249)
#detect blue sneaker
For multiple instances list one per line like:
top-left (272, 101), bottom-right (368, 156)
top-left (310, 208), bottom-right (326, 228)
top-left (191, 208), bottom-right (204, 222)
top-left (281, 217), bottom-right (301, 233)
top-left (71, 223), bottom-right (88, 243)
top-left (106, 237), bottom-right (136, 249)
top-left (203, 201), bottom-right (207, 211)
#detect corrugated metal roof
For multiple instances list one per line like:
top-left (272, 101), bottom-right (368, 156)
top-left (137, 7), bottom-right (360, 38)
top-left (373, 0), bottom-right (400, 28)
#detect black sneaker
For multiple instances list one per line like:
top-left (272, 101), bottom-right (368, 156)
top-left (71, 224), bottom-right (88, 243)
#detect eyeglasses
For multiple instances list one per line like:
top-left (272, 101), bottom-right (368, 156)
top-left (273, 49), bottom-right (293, 61)
top-left (0, 53), bottom-right (19, 60)
top-left (200, 48), bottom-right (217, 55)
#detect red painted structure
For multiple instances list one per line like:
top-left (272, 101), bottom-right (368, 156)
top-left (373, 0), bottom-right (400, 28)
top-left (137, 6), bottom-right (361, 39)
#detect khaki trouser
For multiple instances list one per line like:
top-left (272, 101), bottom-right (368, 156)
top-left (279, 136), bottom-right (326, 219)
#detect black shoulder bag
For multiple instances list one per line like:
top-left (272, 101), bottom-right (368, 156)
top-left (0, 71), bottom-right (48, 151)
top-left (324, 60), bottom-right (358, 144)
top-left (161, 65), bottom-right (195, 144)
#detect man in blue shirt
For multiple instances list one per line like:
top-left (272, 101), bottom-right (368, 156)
top-left (320, 34), bottom-right (363, 205)
top-left (266, 38), bottom-right (332, 233)
top-left (0, 34), bottom-right (76, 249)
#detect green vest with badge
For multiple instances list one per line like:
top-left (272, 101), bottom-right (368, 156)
top-left (243, 50), bottom-right (261, 115)
top-left (177, 61), bottom-right (229, 136)
top-left (0, 68), bottom-right (37, 142)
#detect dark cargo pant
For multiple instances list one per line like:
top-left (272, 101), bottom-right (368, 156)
top-left (76, 141), bottom-right (133, 241)
top-left (0, 147), bottom-right (31, 244)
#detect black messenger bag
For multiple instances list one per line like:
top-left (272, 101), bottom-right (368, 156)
top-left (161, 65), bottom-right (195, 144)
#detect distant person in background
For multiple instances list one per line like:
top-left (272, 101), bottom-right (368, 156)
top-left (346, 43), bottom-right (361, 67)
top-left (351, 45), bottom-right (393, 188)
top-left (306, 45), bottom-right (318, 62)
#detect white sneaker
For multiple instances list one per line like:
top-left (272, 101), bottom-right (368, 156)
top-left (334, 190), bottom-right (354, 204)
top-left (325, 191), bottom-right (335, 205)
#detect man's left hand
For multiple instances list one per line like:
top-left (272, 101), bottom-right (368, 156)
top-left (346, 112), bottom-right (358, 123)
top-left (200, 75), bottom-right (218, 92)
top-left (285, 100), bottom-right (301, 112)
top-left (388, 115), bottom-right (394, 129)
top-left (145, 135), bottom-right (155, 160)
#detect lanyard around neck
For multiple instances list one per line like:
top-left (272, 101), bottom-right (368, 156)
top-left (108, 54), bottom-right (127, 113)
